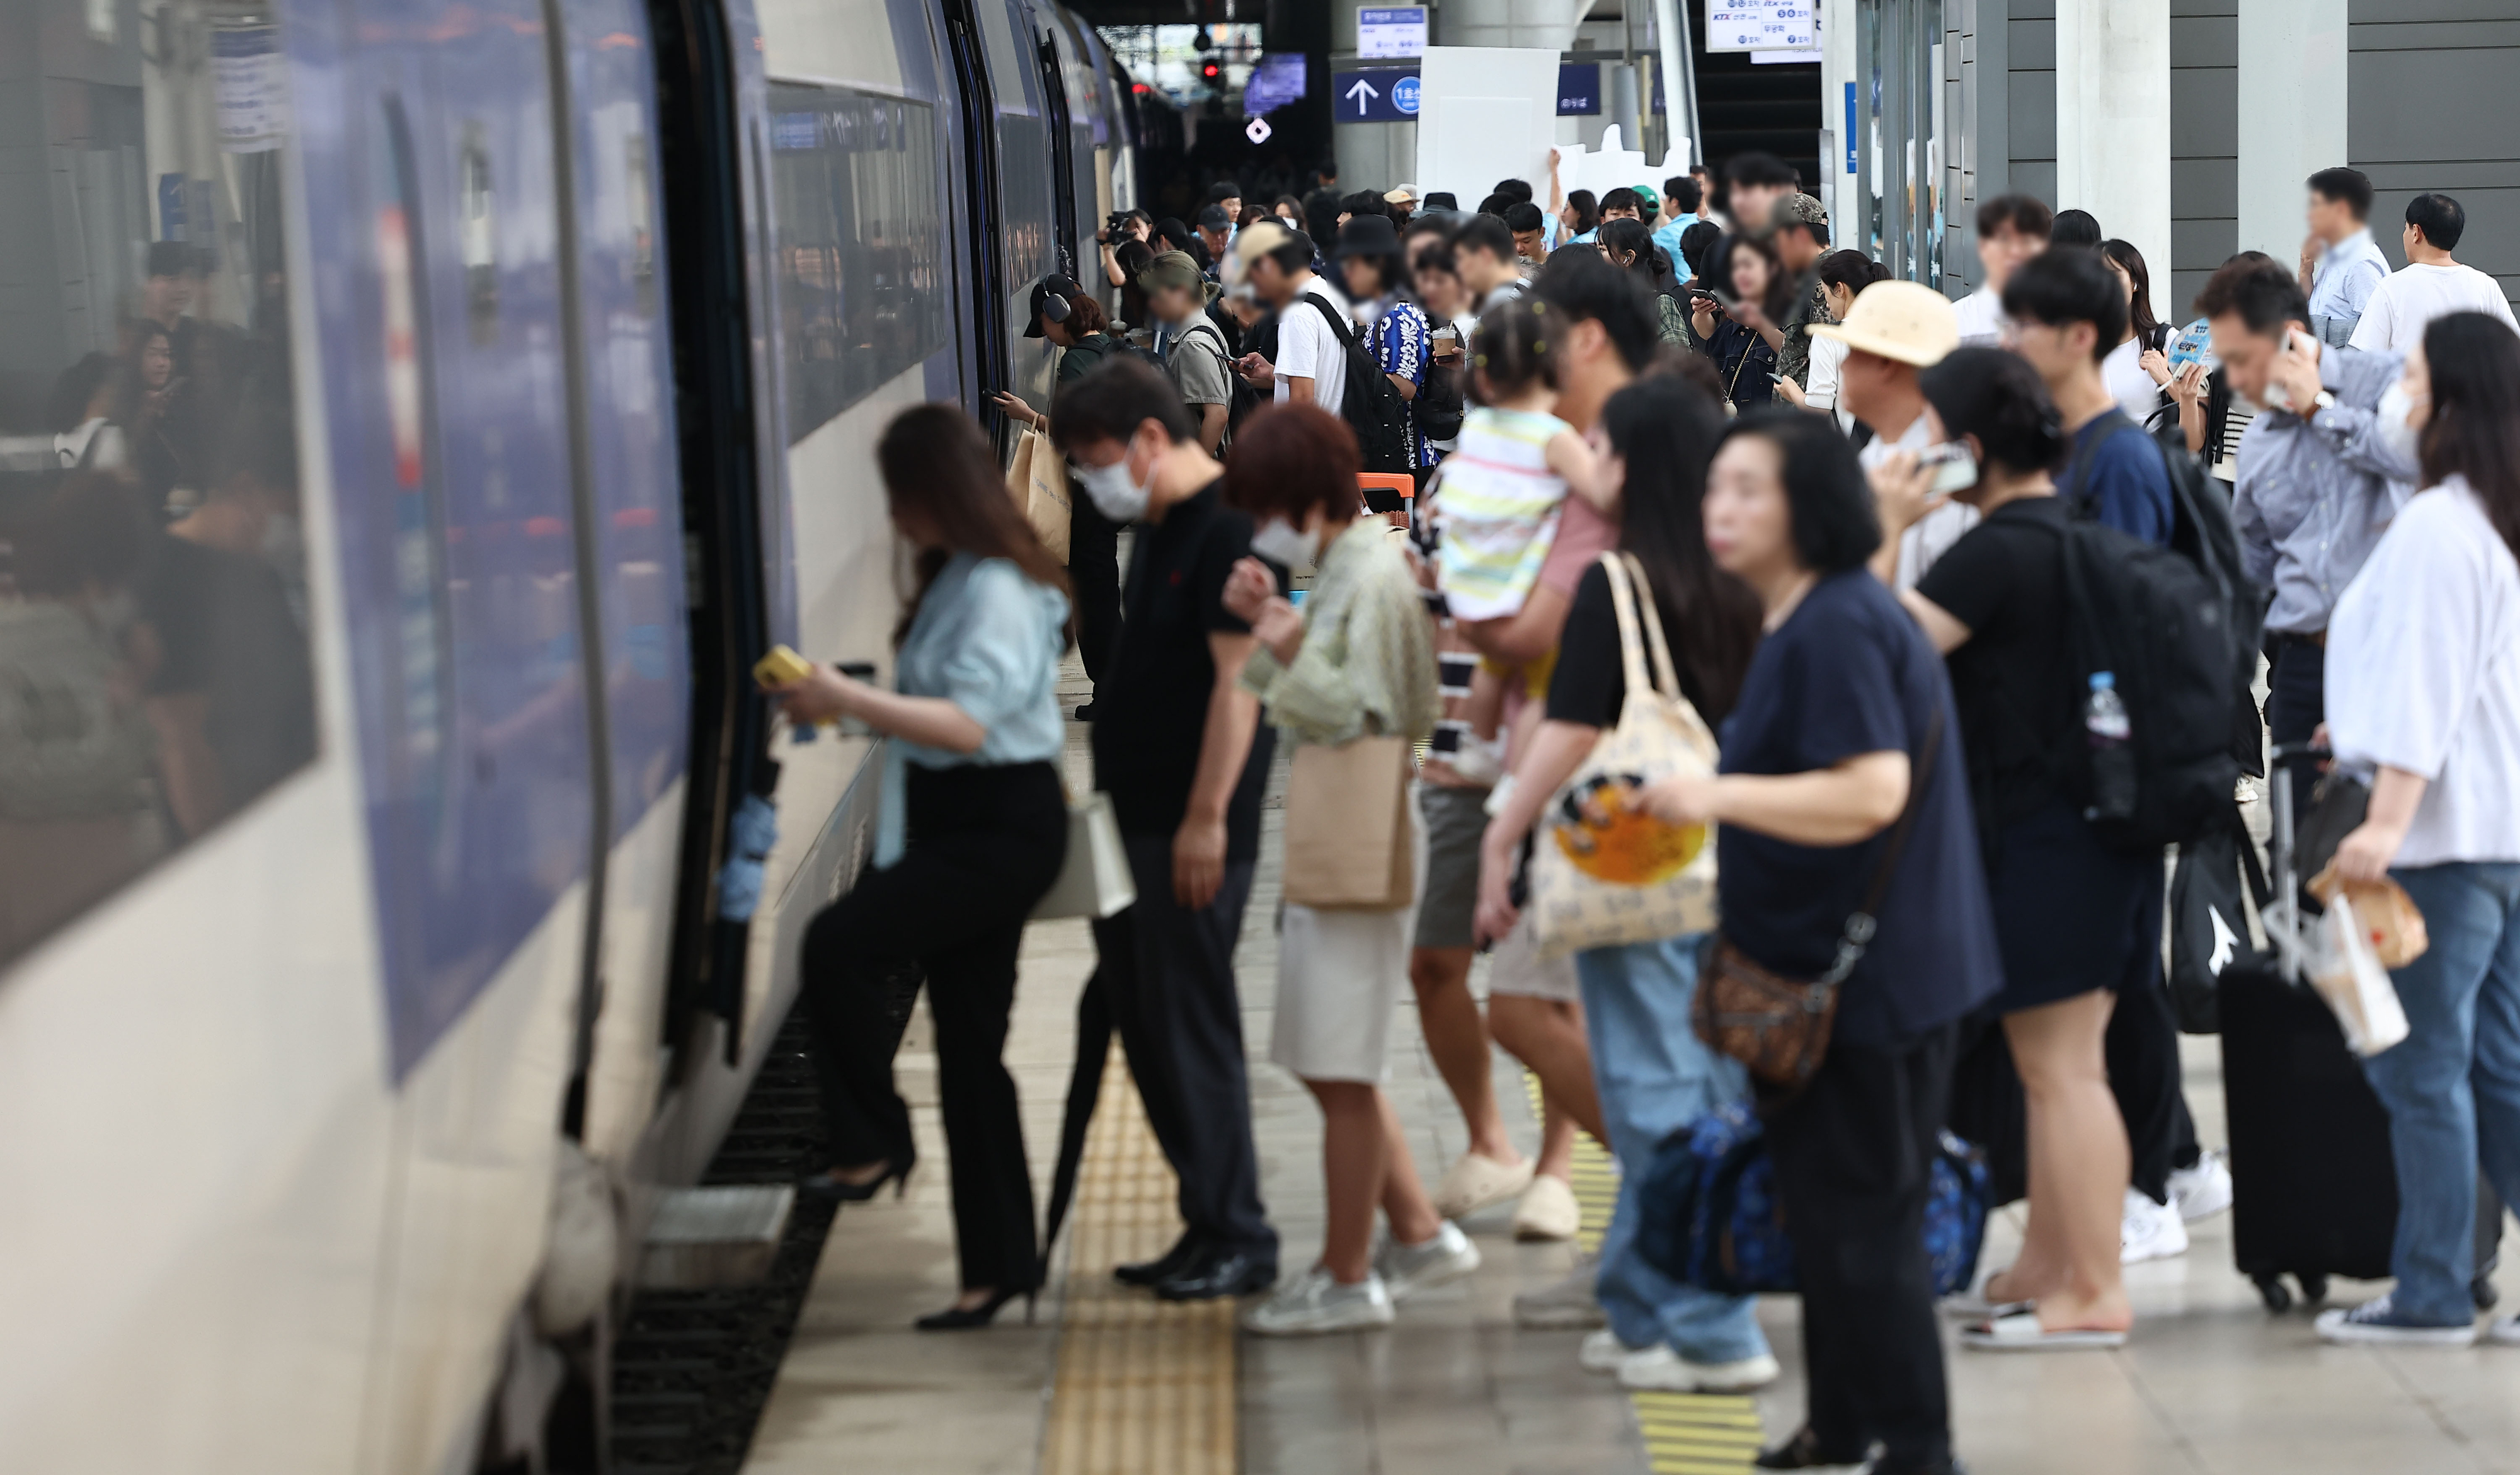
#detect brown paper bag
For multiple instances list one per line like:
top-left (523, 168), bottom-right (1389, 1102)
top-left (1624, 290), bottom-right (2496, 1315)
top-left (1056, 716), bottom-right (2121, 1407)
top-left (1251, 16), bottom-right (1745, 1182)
top-left (1004, 427), bottom-right (1072, 563)
top-left (1281, 735), bottom-right (1414, 910)
top-left (2307, 866), bottom-right (2431, 968)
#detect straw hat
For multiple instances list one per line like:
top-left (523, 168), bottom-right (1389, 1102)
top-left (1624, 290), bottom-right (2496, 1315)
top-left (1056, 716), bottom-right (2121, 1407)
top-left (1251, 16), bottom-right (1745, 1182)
top-left (1808, 279), bottom-right (1960, 367)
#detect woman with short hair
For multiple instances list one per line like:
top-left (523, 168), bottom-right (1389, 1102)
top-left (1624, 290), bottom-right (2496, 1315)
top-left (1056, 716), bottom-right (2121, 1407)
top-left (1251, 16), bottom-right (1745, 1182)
top-left (1639, 410), bottom-right (1998, 1474)
top-left (1217, 403), bottom-right (1471, 1336)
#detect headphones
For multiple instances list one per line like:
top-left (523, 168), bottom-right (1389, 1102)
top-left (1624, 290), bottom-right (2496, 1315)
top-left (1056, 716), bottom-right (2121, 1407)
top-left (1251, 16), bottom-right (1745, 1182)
top-left (1036, 273), bottom-right (1082, 324)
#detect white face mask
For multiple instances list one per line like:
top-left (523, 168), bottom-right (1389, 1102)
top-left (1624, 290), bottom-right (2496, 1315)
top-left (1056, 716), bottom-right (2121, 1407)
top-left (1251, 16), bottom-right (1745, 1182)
top-left (1249, 515), bottom-right (1322, 574)
top-left (2376, 379), bottom-right (2427, 470)
top-left (1075, 439), bottom-right (1155, 522)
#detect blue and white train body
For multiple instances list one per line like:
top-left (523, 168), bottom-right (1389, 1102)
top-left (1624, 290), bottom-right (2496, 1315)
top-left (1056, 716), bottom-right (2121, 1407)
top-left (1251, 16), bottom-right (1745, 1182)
top-left (0, 0), bottom-right (1154, 1466)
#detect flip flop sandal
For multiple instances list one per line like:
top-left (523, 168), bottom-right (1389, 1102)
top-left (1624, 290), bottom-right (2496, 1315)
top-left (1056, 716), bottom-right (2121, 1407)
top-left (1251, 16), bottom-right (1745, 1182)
top-left (1941, 1293), bottom-right (2037, 1321)
top-left (1959, 1311), bottom-right (2129, 1352)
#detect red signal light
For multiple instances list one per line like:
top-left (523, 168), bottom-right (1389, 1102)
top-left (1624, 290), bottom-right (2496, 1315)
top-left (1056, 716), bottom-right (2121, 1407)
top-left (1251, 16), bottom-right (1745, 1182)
top-left (1201, 60), bottom-right (1220, 79)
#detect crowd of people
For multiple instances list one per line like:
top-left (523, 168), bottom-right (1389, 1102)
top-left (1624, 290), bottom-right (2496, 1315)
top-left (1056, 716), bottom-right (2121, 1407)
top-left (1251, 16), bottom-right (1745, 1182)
top-left (767, 151), bottom-right (2520, 1474)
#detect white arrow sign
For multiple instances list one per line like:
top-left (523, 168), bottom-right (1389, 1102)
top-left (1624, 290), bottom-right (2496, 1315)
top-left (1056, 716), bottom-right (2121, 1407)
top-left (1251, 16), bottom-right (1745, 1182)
top-left (1344, 77), bottom-right (1380, 116)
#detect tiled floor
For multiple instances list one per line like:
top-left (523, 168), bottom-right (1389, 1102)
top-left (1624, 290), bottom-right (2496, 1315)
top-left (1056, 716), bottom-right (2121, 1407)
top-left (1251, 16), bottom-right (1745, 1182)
top-left (744, 656), bottom-right (2520, 1475)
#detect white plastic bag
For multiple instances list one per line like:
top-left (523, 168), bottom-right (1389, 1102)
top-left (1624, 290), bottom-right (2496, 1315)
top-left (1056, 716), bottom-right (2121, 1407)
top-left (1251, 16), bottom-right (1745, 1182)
top-left (2306, 892), bottom-right (2412, 1057)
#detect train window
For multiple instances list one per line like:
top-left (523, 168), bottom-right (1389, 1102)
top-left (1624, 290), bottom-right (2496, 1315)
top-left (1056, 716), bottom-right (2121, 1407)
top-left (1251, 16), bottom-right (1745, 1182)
top-left (623, 130), bottom-right (659, 309)
top-left (765, 85), bottom-right (949, 444)
top-left (459, 125), bottom-right (500, 341)
top-left (0, 0), bottom-right (317, 972)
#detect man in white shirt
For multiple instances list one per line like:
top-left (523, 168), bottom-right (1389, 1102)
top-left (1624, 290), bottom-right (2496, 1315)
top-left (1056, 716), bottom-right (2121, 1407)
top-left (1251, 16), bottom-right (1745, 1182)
top-left (1950, 194), bottom-right (2053, 347)
top-left (2349, 192), bottom-right (2520, 353)
top-left (1811, 279), bottom-right (1974, 587)
top-left (1232, 219), bottom-right (1351, 412)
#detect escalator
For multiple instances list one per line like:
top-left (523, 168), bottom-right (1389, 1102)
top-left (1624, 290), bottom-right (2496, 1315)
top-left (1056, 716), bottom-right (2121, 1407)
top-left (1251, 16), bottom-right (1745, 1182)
top-left (1688, 0), bottom-right (1823, 187)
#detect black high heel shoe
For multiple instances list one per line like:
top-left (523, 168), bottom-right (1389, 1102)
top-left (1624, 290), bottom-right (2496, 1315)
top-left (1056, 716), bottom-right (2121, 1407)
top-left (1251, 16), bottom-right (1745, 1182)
top-left (797, 1157), bottom-right (914, 1203)
top-left (914, 1285), bottom-right (1038, 1332)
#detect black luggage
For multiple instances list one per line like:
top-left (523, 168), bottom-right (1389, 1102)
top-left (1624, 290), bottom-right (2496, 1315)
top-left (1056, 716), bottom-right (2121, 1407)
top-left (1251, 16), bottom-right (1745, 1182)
top-left (2221, 748), bottom-right (2504, 1312)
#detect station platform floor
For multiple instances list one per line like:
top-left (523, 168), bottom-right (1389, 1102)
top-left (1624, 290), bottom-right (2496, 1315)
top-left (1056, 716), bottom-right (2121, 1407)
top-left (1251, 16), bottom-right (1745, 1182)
top-left (738, 661), bottom-right (2520, 1475)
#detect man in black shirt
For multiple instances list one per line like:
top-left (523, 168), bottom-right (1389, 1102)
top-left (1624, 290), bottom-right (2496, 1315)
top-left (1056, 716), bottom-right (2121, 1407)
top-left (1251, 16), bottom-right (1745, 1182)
top-left (1051, 358), bottom-right (1279, 1300)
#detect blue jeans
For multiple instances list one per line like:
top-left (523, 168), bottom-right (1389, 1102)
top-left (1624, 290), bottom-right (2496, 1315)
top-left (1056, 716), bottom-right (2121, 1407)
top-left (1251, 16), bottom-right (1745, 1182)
top-left (1576, 934), bottom-right (1770, 1363)
top-left (2361, 861), bottom-right (2520, 1324)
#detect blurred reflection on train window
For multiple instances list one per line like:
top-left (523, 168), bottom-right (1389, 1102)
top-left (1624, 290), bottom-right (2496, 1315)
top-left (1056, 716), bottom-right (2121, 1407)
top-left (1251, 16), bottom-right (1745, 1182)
top-left (0, 0), bottom-right (316, 969)
top-left (766, 84), bottom-right (948, 443)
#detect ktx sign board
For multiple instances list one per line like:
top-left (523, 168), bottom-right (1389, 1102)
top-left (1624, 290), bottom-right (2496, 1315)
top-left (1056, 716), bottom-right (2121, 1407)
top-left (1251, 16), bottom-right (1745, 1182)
top-left (1356, 6), bottom-right (1427, 59)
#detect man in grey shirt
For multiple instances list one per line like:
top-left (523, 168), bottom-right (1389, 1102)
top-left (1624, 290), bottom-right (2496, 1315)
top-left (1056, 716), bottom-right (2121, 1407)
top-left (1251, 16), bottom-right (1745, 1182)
top-left (2199, 258), bottom-right (2418, 813)
top-left (1143, 250), bottom-right (1234, 455)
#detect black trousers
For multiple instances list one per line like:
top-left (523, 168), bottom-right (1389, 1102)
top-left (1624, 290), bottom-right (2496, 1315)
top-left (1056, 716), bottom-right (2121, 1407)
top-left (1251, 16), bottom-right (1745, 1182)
top-left (1069, 493), bottom-right (1123, 688)
top-left (799, 762), bottom-right (1068, 1292)
top-left (1089, 835), bottom-right (1278, 1259)
top-left (2265, 633), bottom-right (2327, 827)
top-left (1765, 1023), bottom-right (1959, 1471)
top-left (2107, 956), bottom-right (2202, 1203)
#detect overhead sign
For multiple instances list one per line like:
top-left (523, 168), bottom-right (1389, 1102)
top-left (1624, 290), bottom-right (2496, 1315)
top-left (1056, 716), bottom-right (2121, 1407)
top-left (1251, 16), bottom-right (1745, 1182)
top-left (1707, 0), bottom-right (1817, 52)
top-left (1357, 6), bottom-right (1428, 59)
top-left (1333, 68), bottom-right (1421, 123)
top-left (1556, 62), bottom-right (1600, 115)
top-left (1242, 52), bottom-right (1309, 115)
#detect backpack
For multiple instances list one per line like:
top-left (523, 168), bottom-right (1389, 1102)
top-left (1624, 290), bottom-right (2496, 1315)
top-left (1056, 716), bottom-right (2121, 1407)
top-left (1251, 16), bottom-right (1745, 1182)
top-left (1172, 318), bottom-right (1257, 444)
top-left (1295, 291), bottom-right (1414, 473)
top-left (2051, 412), bottom-right (2267, 850)
top-left (1635, 1100), bottom-right (1991, 1298)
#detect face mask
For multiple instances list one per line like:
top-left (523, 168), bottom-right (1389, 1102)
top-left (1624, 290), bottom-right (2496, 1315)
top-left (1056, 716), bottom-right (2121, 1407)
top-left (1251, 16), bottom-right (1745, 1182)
top-left (1249, 515), bottom-right (1321, 574)
top-left (1075, 440), bottom-right (1155, 522)
top-left (2377, 380), bottom-right (2427, 469)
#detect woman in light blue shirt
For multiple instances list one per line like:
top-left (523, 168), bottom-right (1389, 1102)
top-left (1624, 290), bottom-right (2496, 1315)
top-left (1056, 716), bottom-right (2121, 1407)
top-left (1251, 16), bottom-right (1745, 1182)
top-left (769, 404), bottom-right (1071, 1331)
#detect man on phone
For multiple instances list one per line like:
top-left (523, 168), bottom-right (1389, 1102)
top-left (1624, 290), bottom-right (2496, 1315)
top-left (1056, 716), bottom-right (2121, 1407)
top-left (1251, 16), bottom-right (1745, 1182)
top-left (1814, 280), bottom-right (1966, 587)
top-left (1230, 221), bottom-right (1350, 412)
top-left (2299, 167), bottom-right (2390, 348)
top-left (2202, 256), bottom-right (2417, 801)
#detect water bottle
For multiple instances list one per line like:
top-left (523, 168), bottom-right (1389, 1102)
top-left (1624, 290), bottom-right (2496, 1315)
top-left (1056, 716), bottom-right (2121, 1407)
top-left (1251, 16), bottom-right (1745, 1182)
top-left (2084, 671), bottom-right (2136, 823)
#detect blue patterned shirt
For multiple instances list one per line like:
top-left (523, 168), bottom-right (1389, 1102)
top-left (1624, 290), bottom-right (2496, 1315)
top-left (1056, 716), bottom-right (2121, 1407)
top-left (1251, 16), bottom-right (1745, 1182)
top-left (1363, 296), bottom-right (1438, 468)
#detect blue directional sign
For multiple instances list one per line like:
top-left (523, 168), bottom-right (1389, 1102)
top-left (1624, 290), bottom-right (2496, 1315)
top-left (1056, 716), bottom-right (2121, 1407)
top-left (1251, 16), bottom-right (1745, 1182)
top-left (1333, 69), bottom-right (1420, 123)
top-left (1557, 62), bottom-right (1601, 115)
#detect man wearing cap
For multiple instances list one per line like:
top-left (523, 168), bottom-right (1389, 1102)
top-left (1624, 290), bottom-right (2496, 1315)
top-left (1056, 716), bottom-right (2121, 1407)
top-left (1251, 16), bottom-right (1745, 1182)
top-left (992, 275), bottom-right (1123, 709)
top-left (1195, 205), bottom-right (1235, 280)
top-left (1230, 220), bottom-right (1351, 413)
top-left (1807, 279), bottom-right (1973, 588)
top-left (1142, 250), bottom-right (1236, 455)
top-left (1383, 186), bottom-right (1418, 227)
top-left (1769, 194), bottom-right (1834, 390)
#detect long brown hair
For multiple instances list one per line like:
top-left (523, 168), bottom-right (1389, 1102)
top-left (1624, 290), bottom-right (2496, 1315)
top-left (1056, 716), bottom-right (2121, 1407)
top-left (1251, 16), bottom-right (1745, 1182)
top-left (879, 405), bottom-right (1071, 646)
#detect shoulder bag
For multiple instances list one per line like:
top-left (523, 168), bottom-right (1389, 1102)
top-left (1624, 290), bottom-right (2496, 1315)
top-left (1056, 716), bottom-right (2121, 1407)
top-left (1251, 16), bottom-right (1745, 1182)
top-left (1031, 790), bottom-right (1138, 921)
top-left (1277, 563), bottom-right (1417, 910)
top-left (1525, 553), bottom-right (1723, 959)
top-left (1693, 703), bottom-right (1944, 1091)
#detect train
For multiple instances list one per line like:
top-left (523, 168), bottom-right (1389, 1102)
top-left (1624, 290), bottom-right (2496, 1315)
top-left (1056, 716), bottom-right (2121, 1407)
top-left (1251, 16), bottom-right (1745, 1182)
top-left (0, 0), bottom-right (1169, 1467)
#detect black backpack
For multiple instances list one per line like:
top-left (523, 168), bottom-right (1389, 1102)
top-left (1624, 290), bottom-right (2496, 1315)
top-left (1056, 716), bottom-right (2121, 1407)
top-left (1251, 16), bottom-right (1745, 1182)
top-left (2047, 411), bottom-right (2267, 850)
top-left (1295, 291), bottom-right (1414, 473)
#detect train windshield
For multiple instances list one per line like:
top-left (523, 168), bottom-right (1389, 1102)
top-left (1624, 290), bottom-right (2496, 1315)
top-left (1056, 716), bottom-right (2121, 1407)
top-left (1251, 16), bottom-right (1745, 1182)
top-left (0, 0), bottom-right (316, 970)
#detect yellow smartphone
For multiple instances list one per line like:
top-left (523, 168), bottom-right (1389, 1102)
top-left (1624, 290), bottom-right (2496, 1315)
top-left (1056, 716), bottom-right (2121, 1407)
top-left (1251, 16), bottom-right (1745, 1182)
top-left (753, 644), bottom-right (814, 687)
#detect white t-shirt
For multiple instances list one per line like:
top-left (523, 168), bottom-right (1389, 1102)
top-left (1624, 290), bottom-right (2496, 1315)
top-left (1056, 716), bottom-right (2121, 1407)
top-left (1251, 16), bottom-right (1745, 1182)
top-left (2326, 476), bottom-right (2520, 866)
top-left (2347, 261), bottom-right (2520, 354)
top-left (1952, 285), bottom-right (2006, 347)
top-left (2101, 336), bottom-right (2165, 428)
top-left (1858, 412), bottom-right (1979, 590)
top-left (1805, 335), bottom-right (1857, 433)
top-left (1274, 278), bottom-right (1352, 412)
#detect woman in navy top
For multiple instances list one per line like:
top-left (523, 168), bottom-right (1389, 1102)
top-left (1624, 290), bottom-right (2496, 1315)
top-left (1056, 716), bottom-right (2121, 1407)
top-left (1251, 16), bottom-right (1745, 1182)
top-left (1635, 410), bottom-right (1998, 1475)
top-left (769, 405), bottom-right (1072, 1331)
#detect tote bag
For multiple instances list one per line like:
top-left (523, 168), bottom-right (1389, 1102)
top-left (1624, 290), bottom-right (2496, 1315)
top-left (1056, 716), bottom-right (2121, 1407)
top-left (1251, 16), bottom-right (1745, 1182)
top-left (1005, 427), bottom-right (1072, 562)
top-left (1281, 735), bottom-right (1416, 910)
top-left (1527, 553), bottom-right (1722, 960)
top-left (1031, 791), bottom-right (1137, 921)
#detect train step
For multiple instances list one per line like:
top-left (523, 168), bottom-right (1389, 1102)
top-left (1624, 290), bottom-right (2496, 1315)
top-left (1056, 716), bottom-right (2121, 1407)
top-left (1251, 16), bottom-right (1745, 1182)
top-left (638, 1185), bottom-right (797, 1290)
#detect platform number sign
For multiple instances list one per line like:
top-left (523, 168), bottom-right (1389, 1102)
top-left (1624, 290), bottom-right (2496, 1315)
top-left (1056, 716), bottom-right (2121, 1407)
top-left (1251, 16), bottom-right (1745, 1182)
top-left (1707, 0), bottom-right (1817, 51)
top-left (1334, 69), bottom-right (1421, 123)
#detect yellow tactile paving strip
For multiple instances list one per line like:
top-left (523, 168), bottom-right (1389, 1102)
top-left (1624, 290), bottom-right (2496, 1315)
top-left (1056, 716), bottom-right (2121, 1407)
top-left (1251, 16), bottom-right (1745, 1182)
top-left (1526, 1072), bottom-right (1764, 1475)
top-left (1040, 1047), bottom-right (1235, 1475)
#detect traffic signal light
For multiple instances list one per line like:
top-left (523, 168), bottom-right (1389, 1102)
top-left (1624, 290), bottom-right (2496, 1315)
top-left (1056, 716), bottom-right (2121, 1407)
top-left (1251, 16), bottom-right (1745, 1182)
top-left (1201, 59), bottom-right (1220, 79)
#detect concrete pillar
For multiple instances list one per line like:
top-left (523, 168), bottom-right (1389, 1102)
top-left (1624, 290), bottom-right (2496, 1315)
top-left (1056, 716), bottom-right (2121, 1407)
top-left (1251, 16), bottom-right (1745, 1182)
top-left (1821, 0), bottom-right (1858, 246)
top-left (2235, 0), bottom-right (2348, 265)
top-left (1332, 0), bottom-right (1418, 193)
top-left (2056, 0), bottom-right (2170, 293)
top-left (1439, 0), bottom-right (1599, 52)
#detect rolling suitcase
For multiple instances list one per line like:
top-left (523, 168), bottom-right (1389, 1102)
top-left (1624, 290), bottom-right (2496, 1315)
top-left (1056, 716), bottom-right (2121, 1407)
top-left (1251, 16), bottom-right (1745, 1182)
top-left (2220, 749), bottom-right (2504, 1312)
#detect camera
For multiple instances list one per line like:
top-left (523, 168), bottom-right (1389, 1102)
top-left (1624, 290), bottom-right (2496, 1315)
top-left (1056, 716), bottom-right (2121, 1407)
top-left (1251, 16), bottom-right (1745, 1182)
top-left (1103, 210), bottom-right (1134, 243)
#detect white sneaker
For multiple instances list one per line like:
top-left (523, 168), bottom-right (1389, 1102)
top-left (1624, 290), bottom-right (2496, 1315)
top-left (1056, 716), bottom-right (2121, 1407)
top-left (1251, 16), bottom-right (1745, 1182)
top-left (2167, 1149), bottom-right (2234, 1223)
top-left (2121, 1187), bottom-right (2190, 1265)
top-left (1579, 1328), bottom-right (1635, 1373)
top-left (1433, 1151), bottom-right (1535, 1220)
top-left (1243, 1266), bottom-right (1396, 1336)
top-left (1615, 1343), bottom-right (1782, 1393)
top-left (1448, 733), bottom-right (1507, 786)
top-left (2487, 1315), bottom-right (2520, 1346)
top-left (1375, 1220), bottom-right (1482, 1302)
top-left (1513, 1173), bottom-right (1582, 1242)
top-left (1512, 1253), bottom-right (1606, 1328)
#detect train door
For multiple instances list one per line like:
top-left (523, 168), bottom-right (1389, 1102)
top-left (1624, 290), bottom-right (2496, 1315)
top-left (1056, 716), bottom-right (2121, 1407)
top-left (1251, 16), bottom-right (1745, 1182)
top-left (939, 0), bottom-right (1010, 425)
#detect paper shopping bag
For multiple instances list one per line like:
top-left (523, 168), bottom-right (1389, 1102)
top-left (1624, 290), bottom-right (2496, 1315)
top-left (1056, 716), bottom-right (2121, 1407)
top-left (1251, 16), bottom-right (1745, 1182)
top-left (1281, 735), bottom-right (1415, 910)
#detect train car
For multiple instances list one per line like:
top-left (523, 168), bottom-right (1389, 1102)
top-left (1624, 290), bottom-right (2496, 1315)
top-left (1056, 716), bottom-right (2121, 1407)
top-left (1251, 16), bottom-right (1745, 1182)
top-left (0, 0), bottom-right (1155, 1468)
